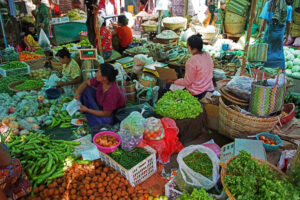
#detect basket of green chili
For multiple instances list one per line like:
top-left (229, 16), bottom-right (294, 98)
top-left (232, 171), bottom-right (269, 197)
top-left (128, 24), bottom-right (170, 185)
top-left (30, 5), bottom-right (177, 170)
top-left (8, 80), bottom-right (44, 92)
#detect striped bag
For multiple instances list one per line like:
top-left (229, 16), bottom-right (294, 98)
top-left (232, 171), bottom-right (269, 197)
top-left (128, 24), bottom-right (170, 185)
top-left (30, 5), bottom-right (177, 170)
top-left (249, 70), bottom-right (285, 116)
top-left (247, 43), bottom-right (268, 62)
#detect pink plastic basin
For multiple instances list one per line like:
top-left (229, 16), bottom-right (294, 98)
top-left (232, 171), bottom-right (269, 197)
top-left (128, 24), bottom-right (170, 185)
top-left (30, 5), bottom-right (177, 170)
top-left (93, 131), bottom-right (121, 153)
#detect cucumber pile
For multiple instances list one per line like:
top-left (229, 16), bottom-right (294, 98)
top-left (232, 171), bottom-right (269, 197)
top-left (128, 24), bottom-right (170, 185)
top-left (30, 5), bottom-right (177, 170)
top-left (6, 132), bottom-right (81, 187)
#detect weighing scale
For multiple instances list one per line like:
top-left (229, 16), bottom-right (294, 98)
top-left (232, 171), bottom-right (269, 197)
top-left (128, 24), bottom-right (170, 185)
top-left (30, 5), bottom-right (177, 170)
top-left (143, 62), bottom-right (168, 77)
top-left (115, 57), bottom-right (134, 69)
top-left (80, 48), bottom-right (98, 80)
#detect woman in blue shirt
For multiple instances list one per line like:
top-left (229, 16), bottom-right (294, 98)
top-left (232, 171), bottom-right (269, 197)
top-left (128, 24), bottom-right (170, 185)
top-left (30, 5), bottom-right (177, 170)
top-left (257, 0), bottom-right (293, 69)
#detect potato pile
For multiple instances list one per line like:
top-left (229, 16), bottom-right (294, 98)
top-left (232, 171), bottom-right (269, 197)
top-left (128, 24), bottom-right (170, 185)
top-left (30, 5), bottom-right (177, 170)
top-left (26, 160), bottom-right (149, 200)
top-left (95, 134), bottom-right (119, 147)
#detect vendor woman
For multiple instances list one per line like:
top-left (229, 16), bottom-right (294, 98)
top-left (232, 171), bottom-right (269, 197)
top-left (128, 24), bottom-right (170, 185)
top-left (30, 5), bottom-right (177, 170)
top-left (168, 34), bottom-right (214, 99)
top-left (112, 15), bottom-right (133, 54)
top-left (76, 63), bottom-right (126, 128)
top-left (0, 143), bottom-right (31, 200)
top-left (257, 0), bottom-right (292, 69)
top-left (55, 47), bottom-right (82, 91)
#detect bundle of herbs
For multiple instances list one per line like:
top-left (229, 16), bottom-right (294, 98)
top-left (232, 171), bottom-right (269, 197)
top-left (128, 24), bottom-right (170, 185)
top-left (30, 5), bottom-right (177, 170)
top-left (183, 152), bottom-right (213, 178)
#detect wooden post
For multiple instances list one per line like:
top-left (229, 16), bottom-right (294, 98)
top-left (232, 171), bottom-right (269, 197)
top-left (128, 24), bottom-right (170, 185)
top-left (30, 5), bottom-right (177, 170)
top-left (94, 8), bottom-right (103, 57)
top-left (240, 0), bottom-right (258, 75)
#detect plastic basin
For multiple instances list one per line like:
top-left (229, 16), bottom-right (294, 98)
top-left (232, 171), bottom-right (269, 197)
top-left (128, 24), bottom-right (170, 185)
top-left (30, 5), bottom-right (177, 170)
top-left (93, 131), bottom-right (121, 153)
top-left (280, 103), bottom-right (295, 125)
top-left (256, 132), bottom-right (283, 152)
top-left (46, 88), bottom-right (61, 99)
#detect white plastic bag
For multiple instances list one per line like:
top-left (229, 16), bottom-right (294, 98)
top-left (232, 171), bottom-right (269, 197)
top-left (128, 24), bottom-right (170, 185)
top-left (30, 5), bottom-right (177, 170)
top-left (66, 99), bottom-right (81, 116)
top-left (226, 76), bottom-right (253, 100)
top-left (177, 145), bottom-right (220, 190)
top-left (38, 29), bottom-right (51, 51)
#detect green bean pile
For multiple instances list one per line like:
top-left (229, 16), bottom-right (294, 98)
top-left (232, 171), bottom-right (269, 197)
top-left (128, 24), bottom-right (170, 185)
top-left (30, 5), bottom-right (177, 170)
top-left (14, 80), bottom-right (44, 90)
top-left (108, 147), bottom-right (149, 170)
top-left (0, 76), bottom-right (32, 95)
top-left (0, 61), bottom-right (27, 70)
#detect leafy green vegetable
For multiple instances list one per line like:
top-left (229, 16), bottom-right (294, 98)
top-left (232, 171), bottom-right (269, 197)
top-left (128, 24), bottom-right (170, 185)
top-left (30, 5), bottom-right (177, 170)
top-left (0, 75), bottom-right (33, 95)
top-left (224, 150), bottom-right (300, 200)
top-left (183, 152), bottom-right (213, 178)
top-left (177, 188), bottom-right (212, 200)
top-left (108, 147), bottom-right (149, 170)
top-left (0, 61), bottom-right (27, 70)
top-left (14, 80), bottom-right (44, 90)
top-left (155, 90), bottom-right (203, 120)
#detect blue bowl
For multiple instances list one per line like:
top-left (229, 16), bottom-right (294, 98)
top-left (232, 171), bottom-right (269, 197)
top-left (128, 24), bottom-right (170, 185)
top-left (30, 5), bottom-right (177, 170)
top-left (46, 88), bottom-right (61, 99)
top-left (256, 132), bottom-right (283, 152)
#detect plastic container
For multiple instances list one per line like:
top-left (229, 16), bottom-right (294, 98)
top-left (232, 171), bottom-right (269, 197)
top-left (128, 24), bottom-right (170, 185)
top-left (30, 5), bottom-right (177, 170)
top-left (99, 145), bottom-right (157, 187)
top-left (256, 132), bottom-right (283, 152)
top-left (93, 131), bottom-right (121, 153)
top-left (280, 103), bottom-right (295, 125)
top-left (46, 88), bottom-right (61, 99)
top-left (0, 61), bottom-right (30, 77)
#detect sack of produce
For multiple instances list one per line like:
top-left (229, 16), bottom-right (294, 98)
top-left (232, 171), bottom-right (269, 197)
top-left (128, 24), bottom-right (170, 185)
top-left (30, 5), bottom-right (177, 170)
top-left (143, 117), bottom-right (165, 141)
top-left (176, 145), bottom-right (220, 192)
top-left (225, 76), bottom-right (253, 100)
top-left (119, 111), bottom-right (146, 151)
top-left (38, 29), bottom-right (51, 51)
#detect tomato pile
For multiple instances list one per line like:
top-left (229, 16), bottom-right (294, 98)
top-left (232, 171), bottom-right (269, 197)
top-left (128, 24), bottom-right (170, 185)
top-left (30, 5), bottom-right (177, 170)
top-left (259, 135), bottom-right (276, 145)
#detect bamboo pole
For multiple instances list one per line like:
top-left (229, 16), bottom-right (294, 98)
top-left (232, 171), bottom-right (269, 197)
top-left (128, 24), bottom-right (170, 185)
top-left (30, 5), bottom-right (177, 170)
top-left (94, 8), bottom-right (103, 57)
top-left (240, 0), bottom-right (258, 75)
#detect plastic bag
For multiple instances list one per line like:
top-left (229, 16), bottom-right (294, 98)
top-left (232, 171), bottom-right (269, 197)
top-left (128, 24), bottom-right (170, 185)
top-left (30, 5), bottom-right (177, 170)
top-left (115, 103), bottom-right (154, 122)
top-left (143, 117), bottom-right (165, 140)
top-left (201, 139), bottom-right (221, 158)
top-left (277, 150), bottom-right (296, 172)
top-left (141, 117), bottom-right (183, 164)
top-left (177, 145), bottom-right (220, 190)
top-left (38, 29), bottom-right (51, 51)
top-left (226, 76), bottom-right (253, 100)
top-left (133, 54), bottom-right (148, 66)
top-left (66, 99), bottom-right (81, 116)
top-left (119, 111), bottom-right (146, 151)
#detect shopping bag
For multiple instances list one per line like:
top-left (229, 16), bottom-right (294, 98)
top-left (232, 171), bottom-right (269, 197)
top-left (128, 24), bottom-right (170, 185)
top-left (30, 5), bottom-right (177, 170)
top-left (249, 69), bottom-right (286, 116)
top-left (247, 43), bottom-right (268, 62)
top-left (38, 29), bottom-right (51, 51)
top-left (176, 145), bottom-right (220, 191)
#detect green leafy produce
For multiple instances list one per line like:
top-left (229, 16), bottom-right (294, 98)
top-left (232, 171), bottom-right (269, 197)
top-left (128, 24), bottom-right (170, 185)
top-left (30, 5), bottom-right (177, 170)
top-left (155, 90), bottom-right (203, 120)
top-left (14, 80), bottom-right (44, 90)
top-left (108, 147), bottom-right (149, 170)
top-left (0, 75), bottom-right (33, 95)
top-left (0, 61), bottom-right (27, 70)
top-left (224, 150), bottom-right (300, 200)
top-left (183, 152), bottom-right (213, 178)
top-left (177, 188), bottom-right (212, 200)
top-left (6, 133), bottom-right (81, 187)
top-left (78, 39), bottom-right (91, 47)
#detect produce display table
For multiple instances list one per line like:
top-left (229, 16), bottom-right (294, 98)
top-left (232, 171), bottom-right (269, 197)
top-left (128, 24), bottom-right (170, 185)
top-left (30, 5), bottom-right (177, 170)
top-left (51, 22), bottom-right (87, 46)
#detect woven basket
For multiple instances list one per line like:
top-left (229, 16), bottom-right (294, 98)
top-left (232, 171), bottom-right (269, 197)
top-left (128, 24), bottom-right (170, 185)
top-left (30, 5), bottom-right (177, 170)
top-left (24, 57), bottom-right (46, 70)
top-left (225, 11), bottom-right (247, 24)
top-left (293, 7), bottom-right (300, 24)
top-left (163, 21), bottom-right (187, 31)
top-left (154, 37), bottom-right (179, 45)
top-left (291, 23), bottom-right (300, 37)
top-left (8, 81), bottom-right (44, 92)
top-left (218, 97), bottom-right (280, 138)
top-left (221, 155), bottom-right (288, 200)
top-left (225, 22), bottom-right (246, 35)
top-left (138, 72), bottom-right (157, 87)
top-left (142, 24), bottom-right (157, 32)
top-left (200, 32), bottom-right (217, 41)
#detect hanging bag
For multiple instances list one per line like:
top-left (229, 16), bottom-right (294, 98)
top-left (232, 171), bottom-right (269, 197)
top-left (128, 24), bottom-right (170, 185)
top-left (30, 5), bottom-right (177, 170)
top-left (249, 69), bottom-right (286, 116)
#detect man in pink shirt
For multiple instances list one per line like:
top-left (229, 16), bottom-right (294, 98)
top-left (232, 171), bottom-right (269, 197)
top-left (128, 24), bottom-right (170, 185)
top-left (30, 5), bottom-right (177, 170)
top-left (168, 34), bottom-right (215, 99)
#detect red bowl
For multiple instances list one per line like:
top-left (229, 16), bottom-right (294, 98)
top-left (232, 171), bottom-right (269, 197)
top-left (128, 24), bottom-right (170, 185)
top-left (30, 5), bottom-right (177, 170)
top-left (93, 131), bottom-right (121, 153)
top-left (280, 103), bottom-right (295, 125)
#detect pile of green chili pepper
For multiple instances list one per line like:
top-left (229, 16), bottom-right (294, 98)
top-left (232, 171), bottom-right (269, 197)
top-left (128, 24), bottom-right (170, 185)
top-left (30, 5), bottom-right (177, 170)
top-left (183, 152), bottom-right (213, 178)
top-left (6, 133), bottom-right (81, 187)
top-left (108, 147), bottom-right (149, 170)
top-left (0, 75), bottom-right (32, 95)
top-left (0, 61), bottom-right (27, 70)
top-left (14, 80), bottom-right (44, 90)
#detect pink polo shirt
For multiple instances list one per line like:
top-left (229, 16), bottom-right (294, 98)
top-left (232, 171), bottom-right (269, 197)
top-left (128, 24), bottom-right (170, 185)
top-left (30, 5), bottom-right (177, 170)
top-left (174, 52), bottom-right (214, 95)
top-left (90, 78), bottom-right (126, 111)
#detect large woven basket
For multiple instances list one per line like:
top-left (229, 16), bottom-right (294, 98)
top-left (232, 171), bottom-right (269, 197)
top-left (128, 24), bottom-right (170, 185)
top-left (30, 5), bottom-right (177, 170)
top-left (221, 155), bottom-right (288, 200)
top-left (142, 24), bottom-right (157, 32)
top-left (224, 11), bottom-right (247, 24)
top-left (224, 23), bottom-right (246, 35)
top-left (8, 81), bottom-right (44, 92)
top-left (218, 97), bottom-right (280, 138)
top-left (293, 7), bottom-right (300, 24)
top-left (291, 23), bottom-right (300, 37)
top-left (138, 72), bottom-right (157, 87)
top-left (163, 19), bottom-right (187, 31)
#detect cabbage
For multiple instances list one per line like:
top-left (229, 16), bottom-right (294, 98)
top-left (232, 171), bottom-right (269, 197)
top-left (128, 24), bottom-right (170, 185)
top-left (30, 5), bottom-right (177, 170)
top-left (292, 65), bottom-right (300, 72)
top-left (286, 61), bottom-right (293, 68)
top-left (292, 72), bottom-right (300, 79)
top-left (286, 69), bottom-right (292, 76)
top-left (294, 58), bottom-right (300, 65)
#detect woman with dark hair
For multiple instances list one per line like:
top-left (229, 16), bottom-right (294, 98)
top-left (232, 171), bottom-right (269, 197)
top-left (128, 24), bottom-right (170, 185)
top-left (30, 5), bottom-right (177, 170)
top-left (55, 47), bottom-right (82, 89)
top-left (75, 63), bottom-right (126, 127)
top-left (24, 23), bottom-right (40, 52)
top-left (168, 34), bottom-right (214, 99)
top-left (257, 0), bottom-right (293, 69)
top-left (112, 15), bottom-right (133, 54)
